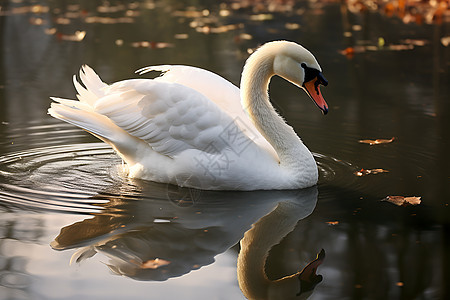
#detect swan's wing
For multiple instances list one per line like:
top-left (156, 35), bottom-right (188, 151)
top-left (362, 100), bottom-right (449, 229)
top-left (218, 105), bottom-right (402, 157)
top-left (137, 65), bottom-right (277, 157)
top-left (137, 65), bottom-right (242, 118)
top-left (92, 78), bottom-right (256, 158)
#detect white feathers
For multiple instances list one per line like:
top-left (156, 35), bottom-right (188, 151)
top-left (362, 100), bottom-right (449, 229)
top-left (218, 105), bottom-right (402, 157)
top-left (49, 41), bottom-right (324, 190)
top-left (49, 65), bottom-right (252, 163)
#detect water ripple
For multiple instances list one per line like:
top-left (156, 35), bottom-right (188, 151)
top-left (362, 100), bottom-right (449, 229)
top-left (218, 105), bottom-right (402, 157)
top-left (0, 141), bottom-right (121, 214)
top-left (0, 122), bottom-right (361, 214)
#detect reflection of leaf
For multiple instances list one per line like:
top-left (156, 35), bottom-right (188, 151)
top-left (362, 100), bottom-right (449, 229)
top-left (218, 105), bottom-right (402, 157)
top-left (359, 137), bottom-right (395, 145)
top-left (140, 258), bottom-right (171, 269)
top-left (383, 196), bottom-right (422, 206)
top-left (354, 168), bottom-right (389, 176)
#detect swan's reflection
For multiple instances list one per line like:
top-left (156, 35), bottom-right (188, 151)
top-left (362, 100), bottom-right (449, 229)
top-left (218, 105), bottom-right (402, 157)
top-left (51, 181), bottom-right (323, 299)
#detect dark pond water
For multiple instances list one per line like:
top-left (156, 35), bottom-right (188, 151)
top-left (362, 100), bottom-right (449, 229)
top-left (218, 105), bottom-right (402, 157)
top-left (0, 0), bottom-right (449, 299)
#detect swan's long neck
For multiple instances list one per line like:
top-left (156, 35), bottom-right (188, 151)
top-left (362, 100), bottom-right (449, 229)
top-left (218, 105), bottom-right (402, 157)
top-left (237, 201), bottom-right (304, 299)
top-left (240, 49), bottom-right (317, 182)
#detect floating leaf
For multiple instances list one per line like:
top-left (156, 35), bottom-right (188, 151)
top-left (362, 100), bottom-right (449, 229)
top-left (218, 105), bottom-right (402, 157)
top-left (402, 39), bottom-right (428, 46)
top-left (131, 41), bottom-right (174, 49)
top-left (326, 221), bottom-right (339, 225)
top-left (84, 16), bottom-right (134, 24)
top-left (340, 46), bottom-right (366, 58)
top-left (354, 168), bottom-right (389, 176)
top-left (195, 24), bottom-right (243, 34)
top-left (141, 258), bottom-right (170, 269)
top-left (55, 17), bottom-right (71, 25)
top-left (383, 196), bottom-right (422, 206)
top-left (388, 44), bottom-right (414, 51)
top-left (29, 17), bottom-right (44, 25)
top-left (285, 23), bottom-right (300, 30)
top-left (219, 9), bottom-right (231, 17)
top-left (44, 28), bottom-right (57, 35)
top-left (97, 4), bottom-right (126, 13)
top-left (359, 137), bottom-right (395, 145)
top-left (172, 9), bottom-right (209, 18)
top-left (250, 14), bottom-right (273, 21)
top-left (57, 31), bottom-right (86, 42)
top-left (441, 36), bottom-right (450, 47)
top-left (174, 33), bottom-right (189, 39)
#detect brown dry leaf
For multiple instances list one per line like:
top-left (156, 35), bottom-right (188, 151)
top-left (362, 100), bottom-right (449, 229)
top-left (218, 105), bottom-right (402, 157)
top-left (339, 46), bottom-right (367, 58)
top-left (172, 10), bottom-right (209, 18)
top-left (174, 33), bottom-right (189, 40)
top-left (97, 4), bottom-right (126, 13)
top-left (285, 23), bottom-right (301, 30)
top-left (384, 196), bottom-right (422, 206)
top-left (84, 16), bottom-right (134, 24)
top-left (196, 24), bottom-right (243, 34)
top-left (359, 137), bottom-right (395, 145)
top-left (250, 14), bottom-right (273, 21)
top-left (141, 258), bottom-right (170, 269)
top-left (57, 31), bottom-right (86, 42)
top-left (441, 37), bottom-right (450, 47)
top-left (354, 168), bottom-right (389, 176)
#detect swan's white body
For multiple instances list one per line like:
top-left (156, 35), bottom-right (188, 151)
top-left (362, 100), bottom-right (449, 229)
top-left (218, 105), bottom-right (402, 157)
top-left (49, 41), bottom-right (328, 190)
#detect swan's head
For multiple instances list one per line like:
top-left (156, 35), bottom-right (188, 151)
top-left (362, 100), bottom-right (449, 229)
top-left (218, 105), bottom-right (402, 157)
top-left (269, 41), bottom-right (329, 114)
top-left (268, 249), bottom-right (325, 299)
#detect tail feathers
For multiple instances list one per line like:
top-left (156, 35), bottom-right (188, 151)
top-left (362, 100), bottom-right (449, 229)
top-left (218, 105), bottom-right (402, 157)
top-left (48, 102), bottom-right (139, 156)
top-left (50, 97), bottom-right (93, 111)
top-left (74, 65), bottom-right (108, 106)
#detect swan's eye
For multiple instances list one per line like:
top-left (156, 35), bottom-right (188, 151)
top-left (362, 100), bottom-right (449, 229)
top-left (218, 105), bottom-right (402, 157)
top-left (301, 64), bottom-right (320, 84)
top-left (301, 64), bottom-right (328, 87)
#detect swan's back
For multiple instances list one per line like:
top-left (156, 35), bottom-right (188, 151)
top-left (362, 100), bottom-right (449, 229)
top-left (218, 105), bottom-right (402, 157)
top-left (140, 65), bottom-right (277, 157)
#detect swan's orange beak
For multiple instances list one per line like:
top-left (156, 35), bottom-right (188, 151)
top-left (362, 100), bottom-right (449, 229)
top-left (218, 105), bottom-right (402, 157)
top-left (303, 74), bottom-right (328, 115)
top-left (297, 249), bottom-right (325, 296)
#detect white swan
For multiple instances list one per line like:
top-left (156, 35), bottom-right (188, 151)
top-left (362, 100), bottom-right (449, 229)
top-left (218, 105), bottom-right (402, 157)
top-left (49, 41), bottom-right (328, 190)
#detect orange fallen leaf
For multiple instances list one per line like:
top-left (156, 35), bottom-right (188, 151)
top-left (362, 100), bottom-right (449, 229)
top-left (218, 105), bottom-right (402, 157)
top-left (384, 196), bottom-right (421, 206)
top-left (359, 137), bottom-right (395, 145)
top-left (342, 47), bottom-right (355, 58)
top-left (354, 168), bottom-right (389, 176)
top-left (326, 221), bottom-right (339, 225)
